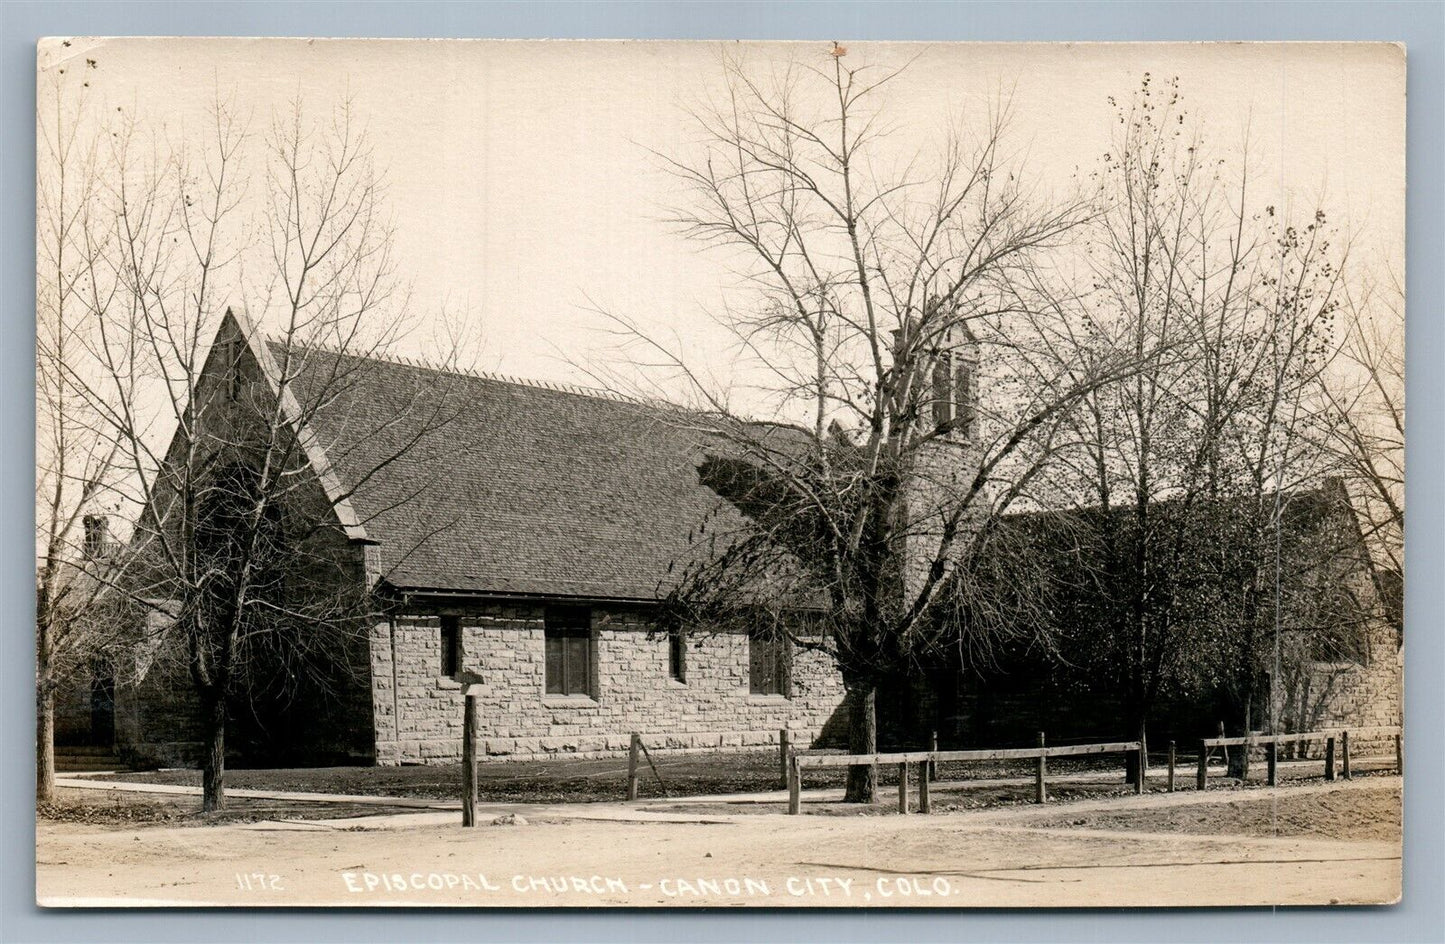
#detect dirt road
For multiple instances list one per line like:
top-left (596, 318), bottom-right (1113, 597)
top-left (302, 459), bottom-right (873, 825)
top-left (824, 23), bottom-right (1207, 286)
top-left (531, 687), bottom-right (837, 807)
top-left (36, 777), bottom-right (1400, 908)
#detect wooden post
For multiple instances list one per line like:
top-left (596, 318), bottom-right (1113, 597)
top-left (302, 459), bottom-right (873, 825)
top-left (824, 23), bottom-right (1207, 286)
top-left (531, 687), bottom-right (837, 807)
top-left (929, 730), bottom-right (939, 782)
top-left (1395, 732), bottom-right (1403, 775)
top-left (1266, 741), bottom-right (1278, 786)
top-left (1341, 731), bottom-right (1351, 780)
top-left (1197, 741), bottom-right (1209, 791)
top-left (1035, 731), bottom-right (1047, 804)
top-left (917, 761), bottom-right (931, 813)
top-left (626, 733), bottom-right (640, 801)
top-left (778, 729), bottom-right (791, 789)
top-left (896, 762), bottom-right (909, 814)
top-left (1167, 741), bottom-right (1176, 793)
top-left (1324, 735), bottom-right (1337, 782)
top-left (787, 753), bottom-right (801, 815)
top-left (461, 693), bottom-right (479, 827)
top-left (1135, 738), bottom-right (1147, 795)
top-left (1218, 721), bottom-right (1229, 773)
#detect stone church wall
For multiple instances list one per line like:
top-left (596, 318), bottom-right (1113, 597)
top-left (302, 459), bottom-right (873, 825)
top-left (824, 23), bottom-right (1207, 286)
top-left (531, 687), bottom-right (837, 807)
top-left (369, 604), bottom-right (849, 765)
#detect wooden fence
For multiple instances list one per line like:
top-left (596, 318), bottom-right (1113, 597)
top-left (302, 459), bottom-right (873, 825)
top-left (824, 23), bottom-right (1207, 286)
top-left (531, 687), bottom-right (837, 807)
top-left (1194, 725), bottom-right (1402, 790)
top-left (602, 723), bottom-right (1402, 817)
top-left (786, 736), bottom-right (1145, 815)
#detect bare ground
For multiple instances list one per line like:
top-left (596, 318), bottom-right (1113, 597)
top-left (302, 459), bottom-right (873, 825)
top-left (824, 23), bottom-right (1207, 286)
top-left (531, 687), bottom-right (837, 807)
top-left (36, 777), bottom-right (1401, 908)
top-left (1022, 782), bottom-right (1401, 843)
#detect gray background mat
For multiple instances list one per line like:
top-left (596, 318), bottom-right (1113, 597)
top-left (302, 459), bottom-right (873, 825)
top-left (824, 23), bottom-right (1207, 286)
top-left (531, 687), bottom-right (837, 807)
top-left (2, 2), bottom-right (1440, 942)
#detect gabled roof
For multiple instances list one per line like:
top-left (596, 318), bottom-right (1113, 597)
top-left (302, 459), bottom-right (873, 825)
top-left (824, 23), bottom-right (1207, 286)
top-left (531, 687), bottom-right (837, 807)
top-left (981, 481), bottom-right (1380, 623)
top-left (227, 308), bottom-right (371, 543)
top-left (996, 483), bottom-right (1361, 553)
top-left (278, 340), bottom-right (799, 602)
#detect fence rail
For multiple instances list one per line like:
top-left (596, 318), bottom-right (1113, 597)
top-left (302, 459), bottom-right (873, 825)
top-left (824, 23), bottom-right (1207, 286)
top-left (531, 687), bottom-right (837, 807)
top-left (1195, 725), bottom-right (1401, 790)
top-left (787, 735), bottom-right (1145, 815)
top-left (794, 741), bottom-right (1141, 768)
top-left (1201, 725), bottom-right (1400, 748)
top-left (606, 723), bottom-right (1402, 817)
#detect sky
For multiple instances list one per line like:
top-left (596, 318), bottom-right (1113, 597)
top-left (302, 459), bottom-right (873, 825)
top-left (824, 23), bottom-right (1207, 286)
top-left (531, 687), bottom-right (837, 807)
top-left (38, 38), bottom-right (1406, 396)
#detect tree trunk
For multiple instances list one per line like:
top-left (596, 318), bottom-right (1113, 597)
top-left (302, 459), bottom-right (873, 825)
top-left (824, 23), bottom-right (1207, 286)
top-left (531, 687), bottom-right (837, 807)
top-left (844, 683), bottom-right (877, 803)
top-left (1227, 695), bottom-right (1252, 780)
top-left (36, 683), bottom-right (55, 804)
top-left (200, 689), bottom-right (227, 812)
top-left (1124, 718), bottom-right (1147, 784)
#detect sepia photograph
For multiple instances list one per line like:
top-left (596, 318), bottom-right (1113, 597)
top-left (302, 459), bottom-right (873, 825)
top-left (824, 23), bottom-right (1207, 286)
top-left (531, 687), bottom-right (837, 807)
top-left (34, 37), bottom-right (1404, 908)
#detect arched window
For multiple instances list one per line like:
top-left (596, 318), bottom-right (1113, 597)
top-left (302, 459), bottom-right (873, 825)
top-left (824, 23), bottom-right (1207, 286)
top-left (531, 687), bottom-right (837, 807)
top-left (931, 352), bottom-right (954, 430)
top-left (955, 359), bottom-right (975, 438)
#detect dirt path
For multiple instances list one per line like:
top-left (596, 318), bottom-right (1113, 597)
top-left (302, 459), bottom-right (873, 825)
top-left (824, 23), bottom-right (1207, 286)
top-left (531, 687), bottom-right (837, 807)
top-left (37, 777), bottom-right (1400, 908)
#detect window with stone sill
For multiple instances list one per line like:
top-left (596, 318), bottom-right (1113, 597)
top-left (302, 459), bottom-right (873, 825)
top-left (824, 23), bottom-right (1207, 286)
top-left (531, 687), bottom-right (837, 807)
top-left (544, 605), bottom-right (594, 697)
top-left (438, 615), bottom-right (460, 678)
top-left (748, 631), bottom-right (791, 697)
top-left (668, 628), bottom-right (687, 684)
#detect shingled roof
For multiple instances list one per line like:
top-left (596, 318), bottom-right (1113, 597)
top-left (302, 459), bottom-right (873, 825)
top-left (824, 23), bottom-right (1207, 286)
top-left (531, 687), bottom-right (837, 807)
top-left (278, 342), bottom-right (800, 602)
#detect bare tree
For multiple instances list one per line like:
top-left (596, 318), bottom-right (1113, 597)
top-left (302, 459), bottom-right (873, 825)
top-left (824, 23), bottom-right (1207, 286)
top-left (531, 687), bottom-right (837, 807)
top-left (35, 61), bottom-right (128, 803)
top-left (593, 45), bottom-right (1142, 802)
top-left (1320, 269), bottom-right (1404, 590)
top-left (1214, 206), bottom-right (1348, 774)
top-left (68, 96), bottom-right (465, 811)
top-left (1059, 76), bottom-right (1354, 772)
top-left (1054, 74), bottom-right (1263, 761)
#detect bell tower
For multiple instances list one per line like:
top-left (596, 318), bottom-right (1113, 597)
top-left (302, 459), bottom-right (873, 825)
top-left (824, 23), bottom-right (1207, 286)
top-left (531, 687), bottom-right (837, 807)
top-left (901, 321), bottom-right (981, 602)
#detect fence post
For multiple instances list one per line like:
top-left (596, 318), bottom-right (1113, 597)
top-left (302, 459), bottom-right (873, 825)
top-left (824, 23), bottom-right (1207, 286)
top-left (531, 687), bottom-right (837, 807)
top-left (626, 733), bottom-right (640, 801)
top-left (917, 760), bottom-right (931, 813)
top-left (1395, 732), bottom-right (1403, 776)
top-left (1266, 741), bottom-right (1278, 786)
top-left (1324, 736), bottom-right (1337, 782)
top-left (1197, 741), bottom-right (1209, 791)
top-left (1341, 731), bottom-right (1351, 780)
top-left (787, 752), bottom-right (801, 815)
top-left (1135, 738), bottom-right (1147, 795)
top-left (461, 692), bottom-right (479, 827)
top-left (897, 761), bottom-right (909, 814)
top-left (778, 729), bottom-right (791, 789)
top-left (1167, 740), bottom-right (1176, 793)
top-left (929, 730), bottom-right (939, 782)
top-left (1218, 721), bottom-right (1229, 774)
top-left (1036, 731), bottom-right (1047, 804)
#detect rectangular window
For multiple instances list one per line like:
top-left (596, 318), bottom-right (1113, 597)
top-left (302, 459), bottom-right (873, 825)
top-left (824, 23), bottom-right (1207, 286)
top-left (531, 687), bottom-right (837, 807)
top-left (748, 631), bottom-right (790, 696)
top-left (955, 361), bottom-right (974, 438)
top-left (545, 606), bottom-right (593, 696)
top-left (668, 628), bottom-right (687, 683)
top-left (932, 352), bottom-right (954, 429)
top-left (439, 616), bottom-right (460, 677)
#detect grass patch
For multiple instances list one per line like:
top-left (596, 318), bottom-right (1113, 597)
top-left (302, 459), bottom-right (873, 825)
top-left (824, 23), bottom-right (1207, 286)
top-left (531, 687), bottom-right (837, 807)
top-left (102, 750), bottom-right (1147, 805)
top-left (104, 750), bottom-right (799, 804)
top-left (39, 787), bottom-right (425, 827)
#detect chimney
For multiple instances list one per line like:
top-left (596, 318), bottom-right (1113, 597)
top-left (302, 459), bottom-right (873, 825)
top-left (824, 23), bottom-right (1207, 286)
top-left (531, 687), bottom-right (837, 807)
top-left (82, 514), bottom-right (108, 559)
